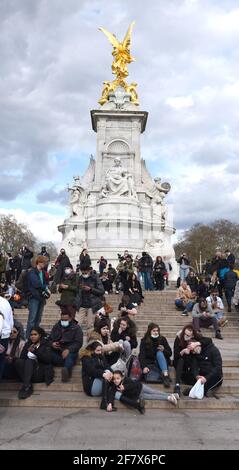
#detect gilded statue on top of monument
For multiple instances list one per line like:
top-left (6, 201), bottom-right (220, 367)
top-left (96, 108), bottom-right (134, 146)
top-left (98, 21), bottom-right (139, 106)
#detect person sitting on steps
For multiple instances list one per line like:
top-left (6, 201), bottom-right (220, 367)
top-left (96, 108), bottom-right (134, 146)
top-left (139, 323), bottom-right (172, 388)
top-left (173, 324), bottom-right (212, 397)
top-left (192, 298), bottom-right (223, 340)
top-left (182, 339), bottom-right (223, 398)
top-left (104, 370), bottom-right (180, 413)
top-left (15, 327), bottom-right (54, 399)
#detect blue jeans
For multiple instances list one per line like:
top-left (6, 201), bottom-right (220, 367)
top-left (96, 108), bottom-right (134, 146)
top-left (180, 266), bottom-right (189, 281)
top-left (91, 378), bottom-right (103, 396)
top-left (143, 272), bottom-right (153, 291)
top-left (51, 351), bottom-right (78, 371)
top-left (175, 299), bottom-right (194, 312)
top-left (26, 297), bottom-right (45, 338)
top-left (156, 351), bottom-right (168, 373)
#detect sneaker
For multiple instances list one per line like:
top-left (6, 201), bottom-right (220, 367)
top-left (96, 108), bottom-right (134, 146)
top-left (215, 331), bottom-right (223, 340)
top-left (115, 291), bottom-right (119, 294)
top-left (174, 384), bottom-right (181, 397)
top-left (163, 375), bottom-right (171, 388)
top-left (182, 387), bottom-right (192, 396)
top-left (61, 367), bottom-right (70, 382)
top-left (168, 394), bottom-right (178, 406)
top-left (181, 310), bottom-right (189, 316)
top-left (18, 385), bottom-right (33, 399)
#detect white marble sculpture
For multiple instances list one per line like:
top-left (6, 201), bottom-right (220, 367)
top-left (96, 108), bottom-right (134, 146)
top-left (102, 157), bottom-right (137, 199)
top-left (67, 176), bottom-right (86, 217)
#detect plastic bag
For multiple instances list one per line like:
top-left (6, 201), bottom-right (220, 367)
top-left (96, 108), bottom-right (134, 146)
top-left (189, 379), bottom-right (204, 399)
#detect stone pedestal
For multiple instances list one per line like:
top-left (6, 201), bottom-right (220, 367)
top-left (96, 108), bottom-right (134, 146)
top-left (58, 88), bottom-right (178, 279)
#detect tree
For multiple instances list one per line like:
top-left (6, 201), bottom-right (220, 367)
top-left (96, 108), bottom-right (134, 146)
top-left (0, 215), bottom-right (36, 254)
top-left (174, 219), bottom-right (239, 270)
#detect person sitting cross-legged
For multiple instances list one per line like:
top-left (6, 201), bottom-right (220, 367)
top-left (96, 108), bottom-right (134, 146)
top-left (49, 310), bottom-right (83, 382)
top-left (192, 298), bottom-right (223, 340)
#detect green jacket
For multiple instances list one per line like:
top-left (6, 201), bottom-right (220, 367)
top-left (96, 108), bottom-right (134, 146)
top-left (58, 275), bottom-right (78, 306)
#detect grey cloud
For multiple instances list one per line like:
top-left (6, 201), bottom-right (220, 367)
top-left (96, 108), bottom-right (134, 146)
top-left (37, 186), bottom-right (68, 205)
top-left (0, 0), bottom-right (239, 231)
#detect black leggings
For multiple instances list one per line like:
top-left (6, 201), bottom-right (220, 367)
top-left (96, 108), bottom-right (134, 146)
top-left (15, 358), bottom-right (45, 387)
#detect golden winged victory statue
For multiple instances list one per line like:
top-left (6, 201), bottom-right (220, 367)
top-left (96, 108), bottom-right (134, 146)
top-left (98, 21), bottom-right (139, 106)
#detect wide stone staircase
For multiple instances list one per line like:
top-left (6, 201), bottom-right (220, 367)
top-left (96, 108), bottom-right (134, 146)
top-left (1, 289), bottom-right (239, 410)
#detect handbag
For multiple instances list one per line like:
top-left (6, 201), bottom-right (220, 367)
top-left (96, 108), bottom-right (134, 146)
top-left (143, 364), bottom-right (163, 384)
top-left (189, 379), bottom-right (204, 399)
top-left (111, 357), bottom-right (127, 374)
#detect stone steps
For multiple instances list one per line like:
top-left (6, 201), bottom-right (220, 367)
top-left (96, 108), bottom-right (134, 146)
top-left (3, 290), bottom-right (239, 411)
top-left (0, 390), bottom-right (239, 410)
top-left (1, 379), bottom-right (239, 394)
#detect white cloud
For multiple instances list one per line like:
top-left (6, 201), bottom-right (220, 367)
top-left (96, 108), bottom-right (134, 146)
top-left (0, 208), bottom-right (62, 246)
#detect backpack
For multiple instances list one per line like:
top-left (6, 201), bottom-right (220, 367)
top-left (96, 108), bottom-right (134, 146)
top-left (15, 270), bottom-right (31, 294)
top-left (126, 355), bottom-right (143, 381)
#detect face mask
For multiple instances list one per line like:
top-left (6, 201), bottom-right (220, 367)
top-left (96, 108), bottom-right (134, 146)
top-left (184, 334), bottom-right (192, 341)
top-left (82, 274), bottom-right (90, 278)
top-left (65, 269), bottom-right (72, 275)
top-left (61, 320), bottom-right (69, 328)
top-left (151, 334), bottom-right (159, 339)
top-left (61, 251), bottom-right (65, 255)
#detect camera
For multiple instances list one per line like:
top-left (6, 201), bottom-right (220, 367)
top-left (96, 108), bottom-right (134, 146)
top-left (42, 290), bottom-right (50, 299)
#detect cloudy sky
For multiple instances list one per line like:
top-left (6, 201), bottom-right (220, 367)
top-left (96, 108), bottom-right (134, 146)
top-left (1, 0), bottom-right (239, 246)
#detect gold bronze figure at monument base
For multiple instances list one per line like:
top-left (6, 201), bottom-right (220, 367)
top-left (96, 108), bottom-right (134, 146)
top-left (98, 21), bottom-right (139, 106)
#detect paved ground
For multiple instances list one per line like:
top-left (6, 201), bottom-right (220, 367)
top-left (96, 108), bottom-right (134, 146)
top-left (1, 408), bottom-right (239, 450)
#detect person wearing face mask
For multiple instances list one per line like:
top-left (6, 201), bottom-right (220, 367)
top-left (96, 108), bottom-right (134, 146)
top-left (76, 266), bottom-right (105, 331)
top-left (54, 249), bottom-right (72, 285)
top-left (173, 324), bottom-right (211, 396)
top-left (49, 310), bottom-right (83, 382)
top-left (15, 327), bottom-right (53, 399)
top-left (139, 323), bottom-right (172, 388)
top-left (57, 267), bottom-right (78, 319)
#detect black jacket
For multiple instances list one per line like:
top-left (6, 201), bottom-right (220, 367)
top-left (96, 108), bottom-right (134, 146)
top-left (139, 335), bottom-right (172, 369)
top-left (177, 256), bottom-right (190, 266)
top-left (54, 254), bottom-right (72, 284)
top-left (108, 377), bottom-right (142, 403)
top-left (190, 342), bottom-right (223, 382)
top-left (21, 248), bottom-right (33, 270)
top-left (81, 353), bottom-right (111, 395)
top-left (77, 272), bottom-right (104, 312)
top-left (49, 320), bottom-right (83, 353)
top-left (153, 261), bottom-right (166, 274)
top-left (79, 253), bottom-right (91, 270)
top-left (139, 255), bottom-right (153, 273)
top-left (173, 335), bottom-right (212, 366)
top-left (20, 338), bottom-right (54, 385)
top-left (224, 271), bottom-right (238, 290)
